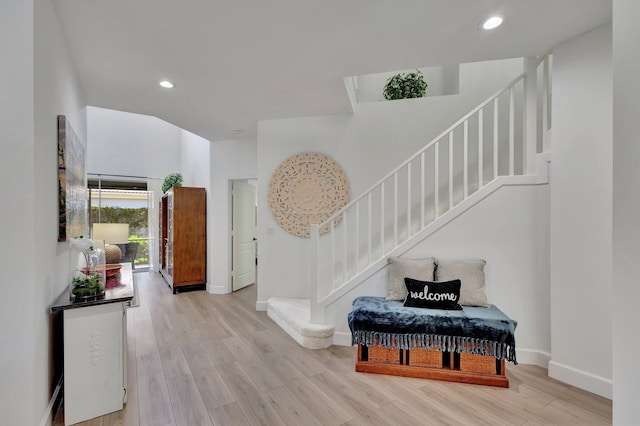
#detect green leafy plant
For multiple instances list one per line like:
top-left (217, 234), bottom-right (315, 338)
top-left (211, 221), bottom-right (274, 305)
top-left (162, 172), bottom-right (183, 193)
top-left (383, 70), bottom-right (428, 100)
top-left (72, 272), bottom-right (104, 298)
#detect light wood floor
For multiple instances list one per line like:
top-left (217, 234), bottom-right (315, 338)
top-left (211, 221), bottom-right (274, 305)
top-left (54, 272), bottom-right (612, 425)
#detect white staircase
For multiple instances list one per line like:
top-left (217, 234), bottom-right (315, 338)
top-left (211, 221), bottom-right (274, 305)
top-left (270, 56), bottom-right (552, 348)
top-left (266, 297), bottom-right (334, 349)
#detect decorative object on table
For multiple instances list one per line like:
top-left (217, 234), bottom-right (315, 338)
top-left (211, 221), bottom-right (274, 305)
top-left (57, 115), bottom-right (88, 241)
top-left (92, 223), bottom-right (130, 263)
top-left (69, 238), bottom-right (106, 302)
top-left (104, 245), bottom-right (122, 264)
top-left (268, 152), bottom-right (350, 238)
top-left (162, 172), bottom-right (183, 193)
top-left (383, 70), bottom-right (428, 100)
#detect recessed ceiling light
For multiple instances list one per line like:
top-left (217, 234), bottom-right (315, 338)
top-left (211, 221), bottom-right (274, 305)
top-left (159, 80), bottom-right (174, 89)
top-left (482, 16), bottom-right (503, 30)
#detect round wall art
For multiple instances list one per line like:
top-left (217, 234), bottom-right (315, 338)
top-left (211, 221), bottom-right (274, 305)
top-left (268, 152), bottom-right (350, 238)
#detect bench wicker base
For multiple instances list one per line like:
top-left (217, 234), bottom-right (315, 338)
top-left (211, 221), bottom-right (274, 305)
top-left (356, 344), bottom-right (509, 388)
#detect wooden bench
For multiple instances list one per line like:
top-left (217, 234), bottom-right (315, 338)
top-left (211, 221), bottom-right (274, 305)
top-left (356, 341), bottom-right (509, 387)
top-left (348, 296), bottom-right (516, 388)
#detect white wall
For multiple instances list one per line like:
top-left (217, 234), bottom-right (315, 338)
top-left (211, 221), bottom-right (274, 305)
top-left (209, 138), bottom-right (258, 293)
top-left (0, 0), bottom-right (86, 424)
top-left (0, 2), bottom-right (36, 424)
top-left (87, 106), bottom-right (182, 179)
top-left (34, 0), bottom-right (88, 420)
top-left (257, 58), bottom-right (524, 307)
top-left (549, 24), bottom-right (613, 399)
top-left (612, 0), bottom-right (640, 423)
top-left (180, 130), bottom-right (210, 188)
top-left (327, 183), bottom-right (551, 365)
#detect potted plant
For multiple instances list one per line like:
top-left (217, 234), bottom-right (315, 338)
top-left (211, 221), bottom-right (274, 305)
top-left (383, 70), bottom-right (428, 100)
top-left (162, 172), bottom-right (183, 193)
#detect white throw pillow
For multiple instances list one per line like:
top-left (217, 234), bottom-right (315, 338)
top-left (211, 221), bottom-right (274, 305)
top-left (386, 257), bottom-right (435, 301)
top-left (435, 258), bottom-right (489, 307)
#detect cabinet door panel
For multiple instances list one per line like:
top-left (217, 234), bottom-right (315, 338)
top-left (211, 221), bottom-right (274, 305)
top-left (64, 303), bottom-right (124, 424)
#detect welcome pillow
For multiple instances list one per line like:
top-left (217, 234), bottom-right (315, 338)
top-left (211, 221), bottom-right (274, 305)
top-left (386, 257), bottom-right (435, 301)
top-left (403, 278), bottom-right (463, 310)
top-left (435, 258), bottom-right (489, 307)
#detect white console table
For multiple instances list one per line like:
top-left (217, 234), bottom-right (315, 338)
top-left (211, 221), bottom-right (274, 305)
top-left (51, 263), bottom-right (134, 425)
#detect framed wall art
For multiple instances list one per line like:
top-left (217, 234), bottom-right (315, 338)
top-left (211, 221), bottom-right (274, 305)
top-left (58, 115), bottom-right (88, 241)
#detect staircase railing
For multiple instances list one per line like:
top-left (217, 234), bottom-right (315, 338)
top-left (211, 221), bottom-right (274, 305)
top-left (309, 56), bottom-right (551, 323)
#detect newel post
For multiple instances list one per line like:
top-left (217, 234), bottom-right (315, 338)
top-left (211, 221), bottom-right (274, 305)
top-left (524, 57), bottom-right (538, 175)
top-left (309, 224), bottom-right (324, 323)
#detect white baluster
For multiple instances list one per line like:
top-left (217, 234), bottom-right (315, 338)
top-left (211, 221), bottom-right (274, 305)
top-left (380, 183), bottom-right (385, 257)
top-left (355, 202), bottom-right (360, 273)
top-left (331, 221), bottom-right (335, 290)
top-left (494, 98), bottom-right (499, 178)
top-left (407, 162), bottom-right (412, 238)
top-left (367, 192), bottom-right (372, 264)
top-left (393, 173), bottom-right (398, 246)
top-left (542, 56), bottom-right (550, 152)
top-left (343, 210), bottom-right (347, 282)
top-left (524, 57), bottom-right (537, 174)
top-left (420, 151), bottom-right (425, 228)
top-left (463, 120), bottom-right (468, 198)
top-left (434, 142), bottom-right (440, 219)
top-left (509, 86), bottom-right (515, 176)
top-left (309, 224), bottom-right (320, 322)
top-left (478, 108), bottom-right (484, 189)
top-left (448, 132), bottom-right (454, 210)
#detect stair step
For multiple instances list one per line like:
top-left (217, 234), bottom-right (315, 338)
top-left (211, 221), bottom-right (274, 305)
top-left (267, 297), bottom-right (334, 349)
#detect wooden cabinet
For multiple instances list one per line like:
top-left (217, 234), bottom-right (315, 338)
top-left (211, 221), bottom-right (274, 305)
top-left (159, 186), bottom-right (206, 293)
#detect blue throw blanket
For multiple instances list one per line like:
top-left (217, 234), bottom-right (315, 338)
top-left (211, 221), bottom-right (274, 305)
top-left (348, 296), bottom-right (518, 364)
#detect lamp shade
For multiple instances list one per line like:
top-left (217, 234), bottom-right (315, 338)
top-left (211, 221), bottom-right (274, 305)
top-left (92, 223), bottom-right (130, 244)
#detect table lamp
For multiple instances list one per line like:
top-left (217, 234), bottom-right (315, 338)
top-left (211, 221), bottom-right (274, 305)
top-left (92, 223), bottom-right (130, 264)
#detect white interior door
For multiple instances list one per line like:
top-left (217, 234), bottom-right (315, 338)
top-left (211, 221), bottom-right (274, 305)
top-left (232, 180), bottom-right (256, 291)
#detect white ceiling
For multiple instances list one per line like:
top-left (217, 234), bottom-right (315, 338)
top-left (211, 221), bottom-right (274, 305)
top-left (52, 0), bottom-right (611, 142)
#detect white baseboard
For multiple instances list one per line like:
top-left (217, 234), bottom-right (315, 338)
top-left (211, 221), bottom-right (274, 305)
top-left (256, 300), bottom-right (268, 311)
top-left (207, 284), bottom-right (227, 294)
top-left (333, 331), bottom-right (352, 346)
top-left (39, 375), bottom-right (63, 426)
top-left (516, 348), bottom-right (551, 368)
top-left (549, 360), bottom-right (612, 399)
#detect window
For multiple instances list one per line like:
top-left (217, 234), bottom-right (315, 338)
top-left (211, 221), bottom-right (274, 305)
top-left (89, 179), bottom-right (152, 270)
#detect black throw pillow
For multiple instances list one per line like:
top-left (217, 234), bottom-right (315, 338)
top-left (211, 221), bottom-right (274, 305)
top-left (403, 278), bottom-right (463, 310)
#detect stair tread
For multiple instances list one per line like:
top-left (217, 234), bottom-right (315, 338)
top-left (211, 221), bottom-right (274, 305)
top-left (267, 297), bottom-right (334, 337)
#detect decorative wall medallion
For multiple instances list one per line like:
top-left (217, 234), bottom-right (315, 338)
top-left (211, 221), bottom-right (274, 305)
top-left (268, 152), bottom-right (350, 238)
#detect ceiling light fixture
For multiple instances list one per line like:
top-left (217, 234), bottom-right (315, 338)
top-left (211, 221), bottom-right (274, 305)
top-left (482, 16), bottom-right (503, 30)
top-left (159, 80), bottom-right (174, 89)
